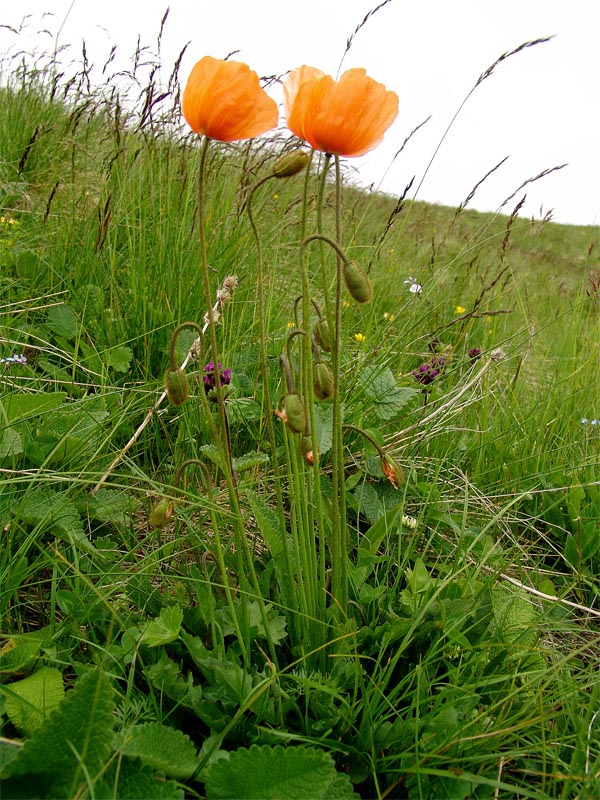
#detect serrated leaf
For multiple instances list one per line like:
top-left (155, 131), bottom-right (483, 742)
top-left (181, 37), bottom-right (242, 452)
top-left (142, 605), bottom-right (183, 647)
top-left (115, 722), bottom-right (198, 779)
top-left (96, 758), bottom-right (184, 799)
top-left (78, 488), bottom-right (139, 527)
top-left (3, 667), bottom-right (64, 736)
top-left (232, 452), bottom-right (270, 473)
top-left (18, 487), bottom-right (97, 556)
top-left (106, 345), bottom-right (133, 373)
top-left (205, 744), bottom-right (358, 799)
top-left (3, 669), bottom-right (114, 795)
top-left (358, 365), bottom-right (417, 420)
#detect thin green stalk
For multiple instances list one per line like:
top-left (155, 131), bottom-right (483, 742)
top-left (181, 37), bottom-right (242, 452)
top-left (196, 136), bottom-right (277, 667)
top-left (332, 154), bottom-right (348, 613)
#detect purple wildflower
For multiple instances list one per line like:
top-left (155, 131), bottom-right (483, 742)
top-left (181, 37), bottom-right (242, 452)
top-left (468, 347), bottom-right (482, 363)
top-left (203, 362), bottom-right (232, 391)
top-left (412, 355), bottom-right (446, 386)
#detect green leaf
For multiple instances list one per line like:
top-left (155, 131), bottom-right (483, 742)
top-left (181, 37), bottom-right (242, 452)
top-left (352, 483), bottom-right (383, 525)
top-left (18, 487), bottom-right (97, 556)
top-left (142, 605), bottom-right (183, 647)
top-left (3, 667), bottom-right (64, 736)
top-left (205, 744), bottom-right (359, 799)
top-left (2, 669), bottom-right (114, 797)
top-left (232, 452), bottom-right (270, 473)
top-left (106, 344), bottom-right (133, 372)
top-left (115, 722), bottom-right (198, 779)
top-left (358, 365), bottom-right (417, 420)
top-left (313, 403), bottom-right (334, 455)
top-left (0, 427), bottom-right (22, 458)
top-left (96, 758), bottom-right (184, 799)
top-left (78, 488), bottom-right (140, 528)
top-left (245, 489), bottom-right (291, 573)
top-left (1, 391), bottom-right (67, 424)
top-left (360, 502), bottom-right (404, 557)
top-left (0, 628), bottom-right (52, 674)
top-left (46, 303), bottom-right (79, 339)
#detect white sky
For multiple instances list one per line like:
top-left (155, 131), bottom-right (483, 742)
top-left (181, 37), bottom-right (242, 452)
top-left (1, 0), bottom-right (599, 226)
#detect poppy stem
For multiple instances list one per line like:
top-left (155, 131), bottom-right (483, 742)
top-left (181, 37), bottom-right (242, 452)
top-left (196, 136), bottom-right (278, 669)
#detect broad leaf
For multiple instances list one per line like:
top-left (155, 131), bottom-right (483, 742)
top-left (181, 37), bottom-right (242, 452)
top-left (142, 605), bottom-right (183, 647)
top-left (2, 669), bottom-right (114, 798)
top-left (205, 744), bottom-right (359, 799)
top-left (114, 722), bottom-right (198, 779)
top-left (3, 667), bottom-right (64, 736)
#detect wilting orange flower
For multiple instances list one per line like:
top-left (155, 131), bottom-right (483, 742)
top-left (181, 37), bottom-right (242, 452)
top-left (284, 66), bottom-right (398, 157)
top-left (182, 56), bottom-right (278, 141)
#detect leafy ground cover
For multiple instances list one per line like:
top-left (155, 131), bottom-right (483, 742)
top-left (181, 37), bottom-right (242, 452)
top-left (0, 17), bottom-right (599, 800)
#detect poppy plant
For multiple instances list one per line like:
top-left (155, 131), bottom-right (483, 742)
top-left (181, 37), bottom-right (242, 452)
top-left (284, 65), bottom-right (398, 157)
top-left (182, 56), bottom-right (278, 141)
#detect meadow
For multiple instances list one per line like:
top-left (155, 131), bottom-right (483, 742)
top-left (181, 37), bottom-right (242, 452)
top-left (0, 19), bottom-right (599, 800)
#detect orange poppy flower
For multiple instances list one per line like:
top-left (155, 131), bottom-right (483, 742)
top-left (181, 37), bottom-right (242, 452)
top-left (182, 56), bottom-right (278, 141)
top-left (284, 65), bottom-right (398, 157)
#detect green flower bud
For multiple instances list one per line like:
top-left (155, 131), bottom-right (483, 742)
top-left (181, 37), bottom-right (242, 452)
top-left (165, 368), bottom-right (189, 406)
top-left (284, 392), bottom-right (307, 434)
top-left (313, 318), bottom-right (333, 353)
top-left (272, 150), bottom-right (309, 178)
top-left (149, 497), bottom-right (173, 529)
top-left (301, 434), bottom-right (318, 465)
top-left (343, 261), bottom-right (372, 304)
top-left (313, 361), bottom-right (334, 400)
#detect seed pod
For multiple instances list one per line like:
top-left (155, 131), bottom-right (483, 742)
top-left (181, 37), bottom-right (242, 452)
top-left (381, 453), bottom-right (404, 489)
top-left (313, 361), bottom-right (334, 401)
top-left (165, 368), bottom-right (189, 406)
top-left (313, 318), bottom-right (333, 353)
top-left (149, 497), bottom-right (173, 529)
top-left (283, 392), bottom-right (307, 434)
top-left (343, 261), bottom-right (372, 304)
top-left (272, 149), bottom-right (309, 178)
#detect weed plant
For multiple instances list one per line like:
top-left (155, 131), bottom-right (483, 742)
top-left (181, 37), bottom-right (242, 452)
top-left (0, 10), bottom-right (599, 800)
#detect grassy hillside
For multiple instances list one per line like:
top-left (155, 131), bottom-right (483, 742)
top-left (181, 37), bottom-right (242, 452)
top-left (1, 43), bottom-right (599, 800)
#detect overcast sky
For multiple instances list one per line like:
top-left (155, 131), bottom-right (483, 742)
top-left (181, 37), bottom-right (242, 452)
top-left (1, 0), bottom-right (599, 226)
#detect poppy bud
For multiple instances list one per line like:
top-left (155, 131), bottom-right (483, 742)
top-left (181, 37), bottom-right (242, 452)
top-left (301, 434), bottom-right (318, 465)
top-left (165, 368), bottom-right (189, 406)
top-left (343, 262), bottom-right (372, 304)
top-left (283, 392), bottom-right (307, 434)
top-left (313, 318), bottom-right (333, 353)
top-left (381, 453), bottom-right (404, 489)
top-left (313, 361), bottom-right (334, 400)
top-left (272, 150), bottom-right (309, 178)
top-left (149, 497), bottom-right (173, 529)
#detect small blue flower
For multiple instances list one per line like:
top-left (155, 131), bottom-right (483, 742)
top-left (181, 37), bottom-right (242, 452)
top-left (581, 418), bottom-right (589, 424)
top-left (0, 353), bottom-right (27, 365)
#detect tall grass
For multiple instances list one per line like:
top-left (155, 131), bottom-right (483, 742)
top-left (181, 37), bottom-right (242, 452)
top-left (1, 16), bottom-right (599, 800)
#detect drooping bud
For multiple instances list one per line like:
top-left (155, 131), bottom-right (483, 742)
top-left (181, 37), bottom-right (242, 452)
top-left (272, 149), bottom-right (309, 178)
top-left (343, 261), bottom-right (372, 304)
top-left (165, 368), bottom-right (189, 406)
top-left (381, 453), bottom-right (404, 489)
top-left (149, 497), bottom-right (173, 529)
top-left (313, 361), bottom-right (334, 401)
top-left (313, 318), bottom-right (333, 353)
top-left (301, 434), bottom-right (318, 465)
top-left (283, 392), bottom-right (307, 434)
